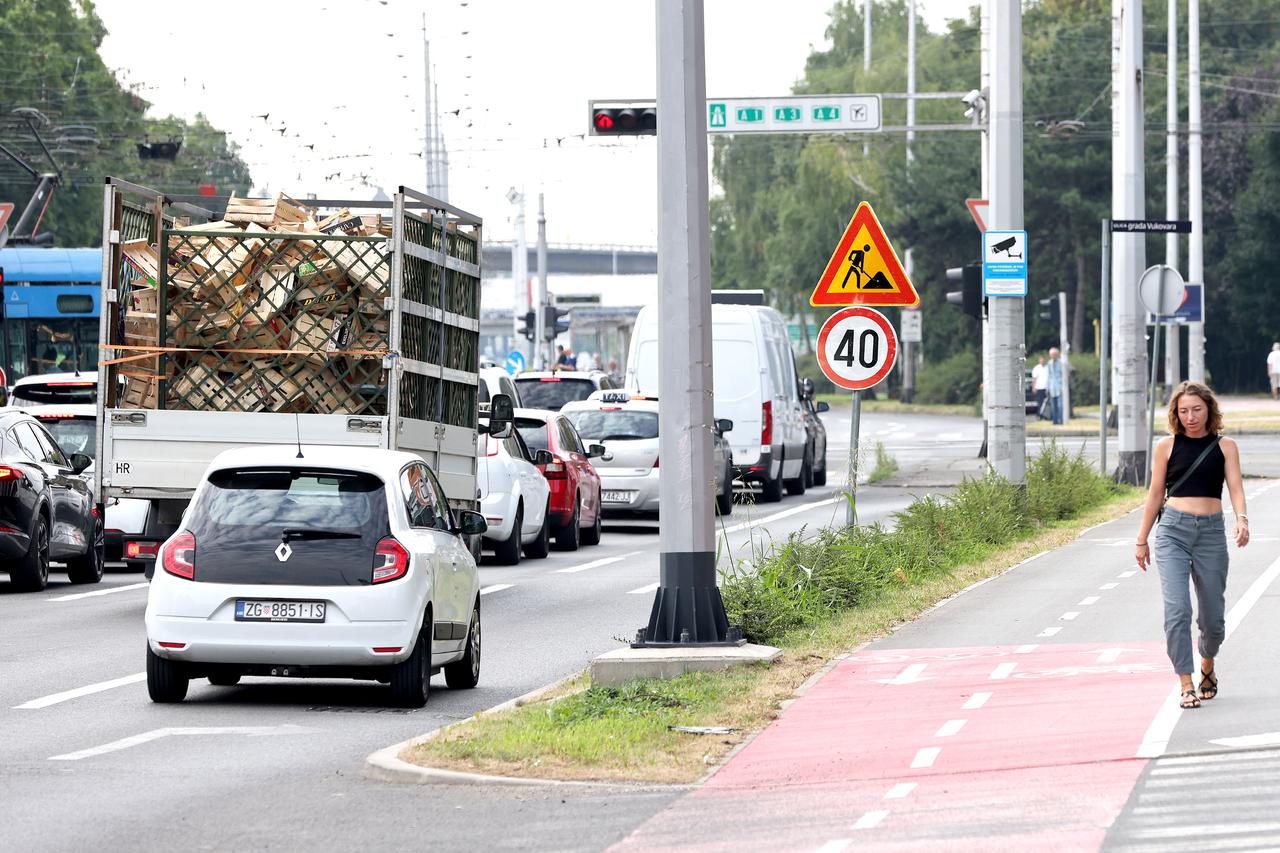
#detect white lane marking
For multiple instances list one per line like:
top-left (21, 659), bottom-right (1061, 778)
top-left (717, 496), bottom-right (840, 536)
top-left (935, 719), bottom-right (967, 737)
top-left (937, 432), bottom-right (963, 442)
top-left (813, 841), bottom-right (851, 853)
top-left (962, 692), bottom-right (992, 710)
top-left (1093, 647), bottom-right (1143, 663)
top-left (852, 810), bottom-right (890, 830)
top-left (1211, 732), bottom-right (1280, 749)
top-left (479, 584), bottom-right (513, 596)
top-left (49, 724), bottom-right (312, 761)
top-left (1119, 570), bottom-right (1137, 578)
top-left (14, 672), bottom-right (145, 710)
top-left (1014, 644), bottom-right (1038, 654)
top-left (989, 662), bottom-right (1018, 680)
top-left (871, 663), bottom-right (934, 685)
top-left (627, 582), bottom-right (659, 595)
top-left (1079, 596), bottom-right (1101, 606)
top-left (1139, 552), bottom-right (1280, 758)
top-left (884, 782), bottom-right (917, 799)
top-left (1060, 611), bottom-right (1080, 621)
top-left (911, 747), bottom-right (941, 768)
top-left (47, 582), bottom-right (149, 602)
top-left (555, 551), bottom-right (642, 574)
top-left (1038, 626), bottom-right (1063, 637)
top-left (1100, 583), bottom-right (1119, 590)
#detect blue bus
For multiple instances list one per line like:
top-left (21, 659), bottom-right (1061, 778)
top-left (0, 247), bottom-right (102, 384)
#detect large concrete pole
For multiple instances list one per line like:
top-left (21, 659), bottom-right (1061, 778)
top-left (1165, 0), bottom-right (1181, 390)
top-left (987, 0), bottom-right (1025, 485)
top-left (1187, 0), bottom-right (1205, 382)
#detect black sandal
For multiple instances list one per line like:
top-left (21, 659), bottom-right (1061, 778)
top-left (1200, 668), bottom-right (1218, 700)
top-left (1180, 689), bottom-right (1201, 709)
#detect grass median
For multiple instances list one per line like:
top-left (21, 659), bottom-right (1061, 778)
top-left (403, 443), bottom-right (1142, 784)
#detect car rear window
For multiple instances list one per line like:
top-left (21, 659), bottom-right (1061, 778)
top-left (513, 377), bottom-right (597, 411)
top-left (184, 467), bottom-right (390, 586)
top-left (13, 381), bottom-right (96, 405)
top-left (37, 417), bottom-right (96, 457)
top-left (515, 417), bottom-right (550, 453)
top-left (566, 410), bottom-right (658, 441)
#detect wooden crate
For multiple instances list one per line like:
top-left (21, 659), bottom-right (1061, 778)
top-left (223, 192), bottom-right (311, 228)
top-left (121, 372), bottom-right (161, 409)
top-left (294, 312), bottom-right (352, 365)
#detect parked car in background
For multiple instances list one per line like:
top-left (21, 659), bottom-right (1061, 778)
top-left (0, 409), bottom-right (101, 590)
top-left (513, 408), bottom-right (604, 551)
top-left (513, 370), bottom-right (619, 412)
top-left (799, 378), bottom-right (830, 487)
top-left (143, 446), bottom-right (486, 708)
top-left (477, 414), bottom-right (552, 564)
top-left (562, 391), bottom-right (734, 516)
top-left (8, 371), bottom-right (98, 408)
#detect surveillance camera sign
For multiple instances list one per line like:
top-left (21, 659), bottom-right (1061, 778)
top-left (982, 229), bottom-right (1028, 297)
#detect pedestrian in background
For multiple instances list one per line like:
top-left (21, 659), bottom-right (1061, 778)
top-left (1046, 348), bottom-right (1065, 425)
top-left (1134, 381), bottom-right (1248, 710)
top-left (1267, 343), bottom-right (1280, 400)
top-left (1031, 356), bottom-right (1048, 420)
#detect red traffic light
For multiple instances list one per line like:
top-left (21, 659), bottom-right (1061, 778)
top-left (589, 103), bottom-right (656, 136)
top-left (593, 111), bottom-right (615, 132)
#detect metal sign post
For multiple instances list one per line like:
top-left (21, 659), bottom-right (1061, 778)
top-left (1139, 264), bottom-right (1187, 487)
top-left (848, 391), bottom-right (862, 525)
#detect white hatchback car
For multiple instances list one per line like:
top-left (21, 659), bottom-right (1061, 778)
top-left (144, 445), bottom-right (485, 708)
top-left (478, 417), bottom-right (552, 564)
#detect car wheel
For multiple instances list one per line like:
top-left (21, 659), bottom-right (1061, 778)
top-left (492, 504), bottom-right (523, 565)
top-left (554, 498), bottom-right (581, 551)
top-left (581, 495), bottom-right (602, 546)
top-left (66, 516), bottom-right (105, 585)
top-left (8, 515), bottom-right (50, 592)
top-left (802, 449), bottom-right (815, 488)
top-left (814, 455), bottom-right (828, 487)
top-left (445, 601), bottom-right (481, 689)
top-left (785, 452), bottom-right (808, 497)
top-left (523, 502), bottom-right (551, 559)
top-left (716, 464), bottom-right (734, 516)
top-left (208, 670), bottom-right (241, 687)
top-left (389, 609), bottom-right (432, 708)
top-left (146, 644), bottom-right (189, 703)
top-left (760, 467), bottom-right (785, 503)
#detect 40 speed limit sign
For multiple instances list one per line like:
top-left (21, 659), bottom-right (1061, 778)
top-left (816, 306), bottom-right (898, 391)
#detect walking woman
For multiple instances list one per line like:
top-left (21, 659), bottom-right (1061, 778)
top-left (1135, 382), bottom-right (1249, 709)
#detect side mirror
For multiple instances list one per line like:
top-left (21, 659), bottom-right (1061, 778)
top-left (488, 393), bottom-right (514, 434)
top-left (485, 420), bottom-right (513, 439)
top-left (69, 452), bottom-right (92, 474)
top-left (716, 418), bottom-right (733, 434)
top-left (816, 401), bottom-right (830, 414)
top-left (457, 510), bottom-right (488, 537)
top-left (533, 449), bottom-right (555, 466)
top-left (800, 377), bottom-right (816, 400)
top-left (588, 444), bottom-right (607, 459)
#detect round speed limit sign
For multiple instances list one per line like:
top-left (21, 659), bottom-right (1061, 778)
top-left (816, 306), bottom-right (898, 391)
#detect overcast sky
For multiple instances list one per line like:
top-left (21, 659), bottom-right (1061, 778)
top-left (96, 0), bottom-right (974, 247)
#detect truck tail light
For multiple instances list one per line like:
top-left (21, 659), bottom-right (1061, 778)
top-left (161, 532), bottom-right (196, 580)
top-left (761, 401), bottom-right (773, 446)
top-left (542, 455), bottom-right (568, 479)
top-left (126, 541), bottom-right (160, 560)
top-left (372, 537), bottom-right (410, 583)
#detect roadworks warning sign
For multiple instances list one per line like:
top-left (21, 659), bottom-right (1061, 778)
top-left (810, 202), bottom-right (919, 308)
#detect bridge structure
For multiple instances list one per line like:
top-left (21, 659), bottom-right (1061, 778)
top-left (480, 242), bottom-right (656, 278)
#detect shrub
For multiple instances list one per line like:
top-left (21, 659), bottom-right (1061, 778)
top-left (1026, 438), bottom-right (1117, 520)
top-left (916, 350), bottom-right (982, 405)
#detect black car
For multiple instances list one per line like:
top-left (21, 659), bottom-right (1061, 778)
top-left (0, 410), bottom-right (101, 591)
top-left (799, 378), bottom-right (830, 487)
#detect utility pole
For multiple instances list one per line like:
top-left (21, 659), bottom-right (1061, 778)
top-left (979, 0), bottom-right (992, 455)
top-left (640, 0), bottom-right (732, 646)
top-left (902, 0), bottom-right (916, 403)
top-left (987, 0), bottom-right (1025, 485)
top-left (1114, 0), bottom-right (1148, 484)
top-left (422, 15), bottom-right (436, 196)
top-left (1058, 291), bottom-right (1071, 420)
top-left (535, 193), bottom-right (548, 369)
top-left (436, 81), bottom-right (450, 202)
top-left (1187, 0), bottom-right (1205, 383)
top-left (510, 191), bottom-right (528, 361)
top-left (1165, 0), bottom-right (1181, 391)
top-left (863, 0), bottom-right (872, 157)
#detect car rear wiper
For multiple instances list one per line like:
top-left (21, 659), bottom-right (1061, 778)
top-left (600, 434), bottom-right (646, 441)
top-left (280, 528), bottom-right (362, 542)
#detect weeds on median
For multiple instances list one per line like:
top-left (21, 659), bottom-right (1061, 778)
top-left (868, 442), bottom-right (899, 483)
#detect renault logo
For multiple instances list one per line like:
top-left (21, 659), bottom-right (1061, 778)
top-left (275, 542), bottom-right (292, 562)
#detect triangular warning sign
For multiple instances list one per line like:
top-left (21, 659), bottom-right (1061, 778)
top-left (810, 202), bottom-right (919, 308)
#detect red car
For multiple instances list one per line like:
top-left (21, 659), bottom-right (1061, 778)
top-left (513, 408), bottom-right (604, 551)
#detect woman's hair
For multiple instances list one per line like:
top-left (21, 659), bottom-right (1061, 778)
top-left (1167, 381), bottom-right (1223, 435)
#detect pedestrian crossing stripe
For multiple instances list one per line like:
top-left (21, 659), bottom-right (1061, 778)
top-left (810, 202), bottom-right (919, 308)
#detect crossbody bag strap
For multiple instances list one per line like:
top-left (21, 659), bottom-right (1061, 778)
top-left (1164, 434), bottom-right (1222, 503)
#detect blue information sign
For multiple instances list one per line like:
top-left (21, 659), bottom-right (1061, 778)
top-left (1156, 282), bottom-right (1203, 325)
top-left (982, 230), bottom-right (1028, 297)
top-left (504, 351), bottom-right (526, 375)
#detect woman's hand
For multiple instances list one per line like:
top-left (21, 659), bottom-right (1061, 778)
top-left (1235, 520), bottom-right (1250, 548)
top-left (1136, 542), bottom-right (1151, 571)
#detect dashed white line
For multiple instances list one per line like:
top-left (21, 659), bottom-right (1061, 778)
top-left (911, 747), bottom-right (941, 768)
top-left (1079, 596), bottom-right (1101, 606)
top-left (716, 496), bottom-right (841, 535)
top-left (1100, 583), bottom-right (1119, 590)
top-left (1014, 644), bottom-right (1038, 654)
top-left (1119, 570), bottom-right (1137, 578)
top-left (627, 582), bottom-right (659, 595)
top-left (1060, 611), bottom-right (1080, 621)
top-left (14, 672), bottom-right (145, 710)
top-left (852, 810), bottom-right (890, 830)
top-left (1038, 626), bottom-right (1063, 637)
top-left (962, 692), bottom-right (992, 710)
top-left (989, 662), bottom-right (1018, 680)
top-left (47, 582), bottom-right (149, 602)
top-left (479, 584), bottom-right (513, 596)
top-left (814, 840), bottom-right (851, 853)
top-left (555, 552), bottom-right (641, 574)
top-left (934, 719), bottom-right (967, 737)
top-left (884, 782), bottom-right (917, 799)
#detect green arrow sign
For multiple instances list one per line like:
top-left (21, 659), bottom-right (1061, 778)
top-left (812, 105), bottom-right (841, 122)
top-left (774, 106), bottom-right (802, 122)
top-left (708, 103), bottom-right (727, 128)
top-left (736, 107), bottom-right (764, 123)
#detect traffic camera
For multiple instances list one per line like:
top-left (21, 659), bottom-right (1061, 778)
top-left (944, 263), bottom-right (983, 319)
top-left (589, 101), bottom-right (656, 136)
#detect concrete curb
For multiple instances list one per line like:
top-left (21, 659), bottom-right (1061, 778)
top-left (1027, 427), bottom-right (1280, 438)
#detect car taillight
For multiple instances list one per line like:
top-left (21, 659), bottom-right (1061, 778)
top-left (761, 401), bottom-right (773, 446)
top-left (543, 454), bottom-right (568, 479)
top-left (0, 466), bottom-right (24, 481)
top-left (653, 456), bottom-right (659, 468)
top-left (372, 537), bottom-right (410, 583)
top-left (161, 532), bottom-right (196, 580)
top-left (126, 541), bottom-right (160, 560)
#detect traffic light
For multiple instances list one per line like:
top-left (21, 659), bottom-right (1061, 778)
top-left (945, 263), bottom-right (983, 319)
top-left (136, 141), bottom-right (182, 160)
top-left (589, 101), bottom-right (656, 136)
top-left (543, 305), bottom-right (571, 340)
top-left (1038, 296), bottom-right (1059, 324)
top-left (518, 309), bottom-right (536, 342)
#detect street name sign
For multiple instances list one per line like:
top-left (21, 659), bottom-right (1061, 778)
top-left (982, 229), bottom-right (1028, 297)
top-left (816, 307), bottom-right (898, 391)
top-left (1111, 219), bottom-right (1192, 233)
top-left (708, 95), bottom-right (881, 134)
top-left (810, 202), bottom-right (919, 308)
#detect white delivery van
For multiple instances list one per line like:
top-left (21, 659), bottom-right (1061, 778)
top-left (625, 291), bottom-right (808, 502)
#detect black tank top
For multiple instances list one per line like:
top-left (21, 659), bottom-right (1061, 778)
top-left (1166, 433), bottom-right (1226, 498)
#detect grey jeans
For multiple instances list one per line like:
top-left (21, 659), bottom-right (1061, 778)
top-left (1154, 507), bottom-right (1229, 675)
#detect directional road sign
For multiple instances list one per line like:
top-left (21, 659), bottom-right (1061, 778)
top-left (966, 198), bottom-right (988, 232)
top-left (810, 202), bottom-right (919, 308)
top-left (504, 350), bottom-right (526, 376)
top-left (982, 229), bottom-right (1028, 297)
top-left (816, 307), bottom-right (898, 391)
top-left (707, 95), bottom-right (881, 134)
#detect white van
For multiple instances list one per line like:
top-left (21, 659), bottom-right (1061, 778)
top-left (625, 293), bottom-right (808, 502)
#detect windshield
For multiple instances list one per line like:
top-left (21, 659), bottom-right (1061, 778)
top-left (566, 410), bottom-right (658, 441)
top-left (514, 378), bottom-right (596, 411)
top-left (12, 381), bottom-right (97, 406)
top-left (39, 417), bottom-right (96, 458)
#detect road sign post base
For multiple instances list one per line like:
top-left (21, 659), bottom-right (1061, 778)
top-left (636, 551), bottom-right (740, 646)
